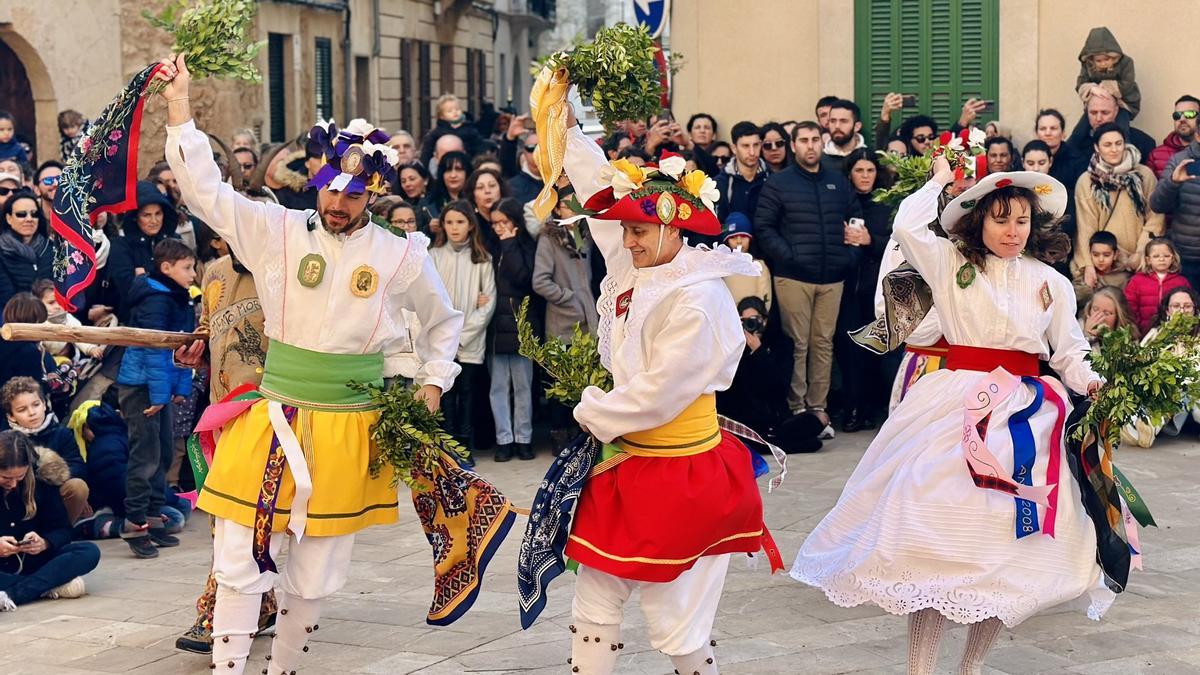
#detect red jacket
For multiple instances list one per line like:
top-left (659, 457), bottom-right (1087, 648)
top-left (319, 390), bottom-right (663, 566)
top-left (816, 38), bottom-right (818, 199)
top-left (1124, 271), bottom-right (1192, 334)
top-left (1149, 132), bottom-right (1189, 179)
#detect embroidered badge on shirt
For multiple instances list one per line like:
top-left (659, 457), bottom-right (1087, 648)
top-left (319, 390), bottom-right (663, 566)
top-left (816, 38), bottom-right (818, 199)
top-left (297, 253), bottom-right (326, 288)
top-left (1039, 280), bottom-right (1053, 311)
top-left (956, 262), bottom-right (977, 289)
top-left (615, 288), bottom-right (633, 318)
top-left (350, 264), bottom-right (379, 297)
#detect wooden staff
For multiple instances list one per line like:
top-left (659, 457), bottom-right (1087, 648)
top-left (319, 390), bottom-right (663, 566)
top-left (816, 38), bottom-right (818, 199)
top-left (0, 323), bottom-right (205, 350)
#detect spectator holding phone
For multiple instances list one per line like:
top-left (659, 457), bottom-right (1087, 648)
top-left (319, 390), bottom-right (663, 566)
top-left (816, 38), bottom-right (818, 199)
top-left (0, 430), bottom-right (101, 612)
top-left (1150, 111), bottom-right (1200, 289)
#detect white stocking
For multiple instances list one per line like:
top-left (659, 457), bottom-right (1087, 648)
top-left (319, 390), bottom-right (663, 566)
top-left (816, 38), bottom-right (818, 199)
top-left (668, 642), bottom-right (718, 675)
top-left (568, 621), bottom-right (622, 674)
top-left (906, 607), bottom-right (947, 675)
top-left (958, 617), bottom-right (1003, 675)
top-left (212, 587), bottom-right (261, 674)
top-left (267, 593), bottom-right (323, 675)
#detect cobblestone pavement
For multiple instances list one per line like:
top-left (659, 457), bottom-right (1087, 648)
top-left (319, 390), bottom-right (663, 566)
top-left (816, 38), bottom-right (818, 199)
top-left (2, 431), bottom-right (1198, 674)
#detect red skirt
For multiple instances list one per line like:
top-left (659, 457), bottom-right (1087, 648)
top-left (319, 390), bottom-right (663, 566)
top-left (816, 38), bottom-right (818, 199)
top-left (565, 431), bottom-right (766, 582)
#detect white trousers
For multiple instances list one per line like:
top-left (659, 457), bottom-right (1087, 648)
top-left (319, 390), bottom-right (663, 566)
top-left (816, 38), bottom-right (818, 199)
top-left (571, 554), bottom-right (731, 655)
top-left (212, 518), bottom-right (356, 598)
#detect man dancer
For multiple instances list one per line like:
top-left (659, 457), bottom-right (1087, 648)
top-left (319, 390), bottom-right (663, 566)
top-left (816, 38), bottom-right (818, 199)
top-left (155, 54), bottom-right (465, 674)
top-left (557, 102), bottom-right (775, 674)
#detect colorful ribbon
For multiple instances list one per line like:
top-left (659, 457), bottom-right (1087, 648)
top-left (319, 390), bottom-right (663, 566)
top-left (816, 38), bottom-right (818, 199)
top-left (962, 368), bottom-right (1054, 506)
top-left (252, 405), bottom-right (296, 573)
top-left (1007, 377), bottom-right (1044, 539)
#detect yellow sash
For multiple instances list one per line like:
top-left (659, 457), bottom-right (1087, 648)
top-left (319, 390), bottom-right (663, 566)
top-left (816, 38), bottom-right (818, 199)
top-left (616, 394), bottom-right (721, 457)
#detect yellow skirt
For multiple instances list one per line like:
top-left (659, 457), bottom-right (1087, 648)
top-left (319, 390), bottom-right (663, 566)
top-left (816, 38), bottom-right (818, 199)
top-left (196, 401), bottom-right (399, 536)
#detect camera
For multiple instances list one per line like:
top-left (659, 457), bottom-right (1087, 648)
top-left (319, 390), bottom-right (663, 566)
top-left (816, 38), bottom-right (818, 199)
top-left (741, 316), bottom-right (764, 334)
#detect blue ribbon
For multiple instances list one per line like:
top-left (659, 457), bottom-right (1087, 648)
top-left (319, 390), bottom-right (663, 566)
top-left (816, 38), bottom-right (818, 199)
top-left (1007, 376), bottom-right (1044, 539)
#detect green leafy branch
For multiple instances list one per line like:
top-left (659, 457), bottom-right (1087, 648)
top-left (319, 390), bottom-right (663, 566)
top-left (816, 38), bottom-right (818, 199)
top-left (872, 151), bottom-right (932, 211)
top-left (351, 382), bottom-right (470, 489)
top-left (516, 297), bottom-right (612, 406)
top-left (543, 23), bottom-right (673, 130)
top-left (143, 0), bottom-right (264, 94)
top-left (1076, 312), bottom-right (1200, 445)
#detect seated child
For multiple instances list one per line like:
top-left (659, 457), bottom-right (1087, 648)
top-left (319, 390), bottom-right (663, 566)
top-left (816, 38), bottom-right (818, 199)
top-left (1076, 26), bottom-right (1140, 120)
top-left (1124, 237), bottom-right (1192, 335)
top-left (1078, 286), bottom-right (1138, 351)
top-left (1, 377), bottom-right (90, 524)
top-left (33, 280), bottom-right (104, 361)
top-left (1072, 231), bottom-right (1132, 309)
top-left (720, 212), bottom-right (773, 311)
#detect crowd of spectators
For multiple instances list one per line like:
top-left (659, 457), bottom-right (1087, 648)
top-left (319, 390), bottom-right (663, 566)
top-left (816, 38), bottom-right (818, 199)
top-left (2, 25), bottom-right (1200, 611)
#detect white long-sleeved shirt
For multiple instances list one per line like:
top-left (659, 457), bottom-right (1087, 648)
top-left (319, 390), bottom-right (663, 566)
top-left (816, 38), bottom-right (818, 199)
top-left (893, 181), bottom-right (1098, 394)
top-left (561, 126), bottom-right (759, 443)
top-left (429, 244), bottom-right (496, 365)
top-left (165, 120), bottom-right (464, 391)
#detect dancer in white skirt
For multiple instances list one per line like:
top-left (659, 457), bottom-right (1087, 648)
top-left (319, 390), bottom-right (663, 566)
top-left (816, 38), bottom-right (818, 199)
top-left (792, 156), bottom-right (1113, 675)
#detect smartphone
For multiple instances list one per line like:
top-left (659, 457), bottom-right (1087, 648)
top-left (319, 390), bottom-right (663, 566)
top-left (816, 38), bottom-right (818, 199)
top-left (979, 100), bottom-right (996, 113)
top-left (1186, 161), bottom-right (1200, 177)
top-left (901, 95), bottom-right (918, 109)
top-left (658, 108), bottom-right (674, 124)
top-left (848, 217), bottom-right (866, 231)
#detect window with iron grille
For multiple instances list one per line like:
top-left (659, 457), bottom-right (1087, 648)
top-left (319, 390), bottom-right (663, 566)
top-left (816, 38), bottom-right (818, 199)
top-left (314, 37), bottom-right (334, 121)
top-left (399, 38), bottom-right (413, 132)
top-left (267, 33), bottom-right (287, 143)
top-left (418, 41), bottom-right (432, 137)
top-left (854, 0), bottom-right (999, 129)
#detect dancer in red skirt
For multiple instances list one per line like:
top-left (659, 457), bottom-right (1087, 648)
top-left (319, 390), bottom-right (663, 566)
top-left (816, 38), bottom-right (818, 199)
top-left (556, 103), bottom-right (775, 674)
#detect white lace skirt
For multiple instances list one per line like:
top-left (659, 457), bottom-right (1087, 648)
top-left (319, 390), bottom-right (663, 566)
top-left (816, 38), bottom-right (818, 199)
top-left (791, 369), bottom-right (1116, 627)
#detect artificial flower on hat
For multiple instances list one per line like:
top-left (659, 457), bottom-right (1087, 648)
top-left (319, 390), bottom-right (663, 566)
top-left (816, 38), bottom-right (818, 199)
top-left (940, 170), bottom-right (1068, 231)
top-left (578, 151), bottom-right (722, 235)
top-left (305, 118), bottom-right (399, 195)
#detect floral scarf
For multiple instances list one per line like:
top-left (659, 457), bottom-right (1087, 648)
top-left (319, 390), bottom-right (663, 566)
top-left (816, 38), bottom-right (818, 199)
top-left (1088, 145), bottom-right (1147, 217)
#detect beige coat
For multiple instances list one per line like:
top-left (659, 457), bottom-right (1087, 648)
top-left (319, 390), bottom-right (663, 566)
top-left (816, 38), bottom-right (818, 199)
top-left (1074, 165), bottom-right (1164, 273)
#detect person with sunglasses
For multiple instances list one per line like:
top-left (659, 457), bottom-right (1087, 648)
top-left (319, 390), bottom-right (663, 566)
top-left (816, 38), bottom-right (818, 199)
top-left (0, 189), bottom-right (55, 309)
top-left (1148, 95), bottom-right (1200, 179)
top-left (899, 115), bottom-right (940, 157)
top-left (498, 113), bottom-right (544, 206)
top-left (0, 171), bottom-right (19, 211)
top-left (759, 122), bottom-right (793, 174)
top-left (33, 161), bottom-right (62, 221)
top-left (1151, 96), bottom-right (1200, 291)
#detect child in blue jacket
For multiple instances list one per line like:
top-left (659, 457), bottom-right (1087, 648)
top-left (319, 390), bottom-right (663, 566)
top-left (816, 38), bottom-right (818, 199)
top-left (115, 238), bottom-right (195, 558)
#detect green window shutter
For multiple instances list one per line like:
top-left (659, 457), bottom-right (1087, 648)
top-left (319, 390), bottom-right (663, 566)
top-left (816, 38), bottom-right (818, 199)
top-left (855, 0), bottom-right (999, 132)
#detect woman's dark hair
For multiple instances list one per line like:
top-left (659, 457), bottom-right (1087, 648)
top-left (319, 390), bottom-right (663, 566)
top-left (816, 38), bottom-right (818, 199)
top-left (433, 199), bottom-right (490, 264)
top-left (617, 146), bottom-right (650, 162)
top-left (1022, 139), bottom-right (1052, 158)
top-left (0, 430), bottom-right (37, 519)
top-left (1092, 121), bottom-right (1126, 145)
top-left (1, 189), bottom-right (46, 238)
top-left (686, 113), bottom-right (718, 137)
top-left (490, 197), bottom-right (534, 247)
top-left (4, 292), bottom-right (48, 324)
top-left (464, 167), bottom-right (509, 211)
top-left (385, 200), bottom-right (416, 222)
top-left (950, 185), bottom-right (1070, 270)
top-left (1036, 108), bottom-right (1066, 132)
top-left (192, 220), bottom-right (224, 263)
top-left (395, 161), bottom-right (431, 200)
top-left (737, 295), bottom-right (768, 318)
top-left (759, 122), bottom-right (794, 166)
top-left (430, 151), bottom-right (470, 206)
top-left (1154, 285), bottom-right (1200, 334)
top-left (843, 148), bottom-right (890, 192)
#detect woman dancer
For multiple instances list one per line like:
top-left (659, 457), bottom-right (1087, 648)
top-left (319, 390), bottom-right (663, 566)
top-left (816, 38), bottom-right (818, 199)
top-left (793, 157), bottom-right (1111, 674)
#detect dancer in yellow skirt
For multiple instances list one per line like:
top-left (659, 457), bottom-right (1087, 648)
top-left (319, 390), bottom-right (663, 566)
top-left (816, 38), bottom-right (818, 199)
top-left (155, 55), bottom-right (465, 674)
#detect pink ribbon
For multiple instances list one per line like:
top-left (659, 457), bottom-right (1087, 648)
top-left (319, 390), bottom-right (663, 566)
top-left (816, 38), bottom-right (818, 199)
top-left (962, 368), bottom-right (1054, 506)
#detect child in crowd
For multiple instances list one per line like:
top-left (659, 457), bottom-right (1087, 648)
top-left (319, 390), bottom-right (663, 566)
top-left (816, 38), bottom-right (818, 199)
top-left (67, 401), bottom-right (127, 539)
top-left (721, 212), bottom-right (772, 310)
top-left (0, 110), bottom-right (29, 164)
top-left (33, 280), bottom-right (104, 361)
top-left (1122, 287), bottom-right (1200, 447)
top-left (1079, 286), bottom-right (1138, 351)
top-left (1072, 231), bottom-right (1132, 309)
top-left (58, 110), bottom-right (86, 162)
top-left (428, 200), bottom-right (495, 465)
top-left (1076, 27), bottom-right (1141, 121)
top-left (114, 238), bottom-right (196, 558)
top-left (1124, 237), bottom-right (1192, 335)
top-left (1, 377), bottom-right (91, 524)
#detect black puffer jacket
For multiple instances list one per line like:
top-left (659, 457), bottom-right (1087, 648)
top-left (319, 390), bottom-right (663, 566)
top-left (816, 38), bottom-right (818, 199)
top-left (107, 181), bottom-right (179, 318)
top-left (0, 214), bottom-right (55, 309)
top-left (753, 164), bottom-right (862, 284)
top-left (489, 235), bottom-right (539, 355)
top-left (1151, 140), bottom-right (1200, 260)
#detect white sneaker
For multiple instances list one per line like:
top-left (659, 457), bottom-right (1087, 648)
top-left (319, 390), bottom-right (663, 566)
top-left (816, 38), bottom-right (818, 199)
top-left (0, 591), bottom-right (16, 611)
top-left (819, 425), bottom-right (836, 440)
top-left (42, 576), bottom-right (86, 600)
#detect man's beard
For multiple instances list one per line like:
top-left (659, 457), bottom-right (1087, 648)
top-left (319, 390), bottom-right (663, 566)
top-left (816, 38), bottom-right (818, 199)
top-left (320, 208), bottom-right (365, 234)
top-left (830, 130), bottom-right (854, 146)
